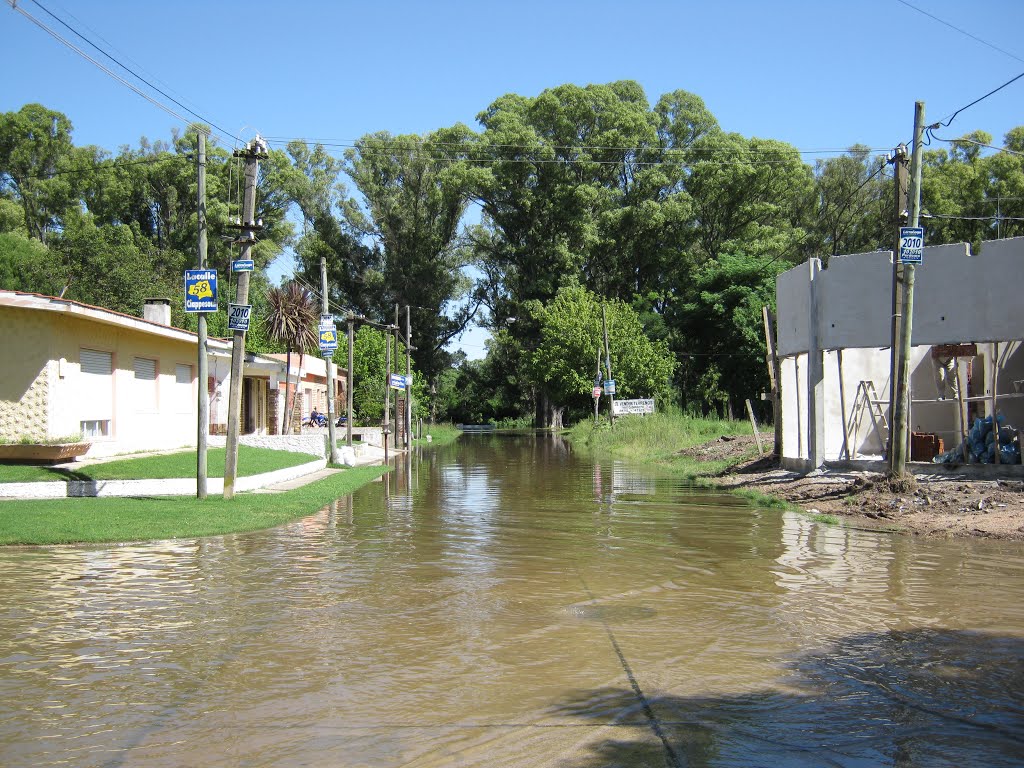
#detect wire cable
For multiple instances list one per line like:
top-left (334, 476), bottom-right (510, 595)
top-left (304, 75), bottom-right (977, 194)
top-left (927, 130), bottom-right (1024, 157)
top-left (894, 0), bottom-right (1024, 64)
top-left (931, 69), bottom-right (1024, 129)
top-left (15, 1), bottom-right (238, 142)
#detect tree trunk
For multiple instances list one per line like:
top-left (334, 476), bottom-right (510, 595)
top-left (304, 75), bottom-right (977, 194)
top-left (284, 348), bottom-right (294, 434)
top-left (548, 405), bottom-right (565, 431)
top-left (535, 389), bottom-right (549, 429)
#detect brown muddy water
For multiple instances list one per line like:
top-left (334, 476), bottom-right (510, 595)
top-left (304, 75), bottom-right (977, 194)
top-left (1, 433), bottom-right (1022, 767)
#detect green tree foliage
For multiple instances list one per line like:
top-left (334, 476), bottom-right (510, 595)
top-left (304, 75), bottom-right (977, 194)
top-left (807, 146), bottom-right (891, 261)
top-left (0, 104), bottom-right (91, 243)
top-left (668, 253), bottom-right (785, 416)
top-left (532, 284), bottom-right (676, 425)
top-left (284, 129), bottom-right (480, 388)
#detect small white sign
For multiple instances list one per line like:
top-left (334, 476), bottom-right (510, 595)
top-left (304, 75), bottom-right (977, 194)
top-left (612, 398), bottom-right (655, 416)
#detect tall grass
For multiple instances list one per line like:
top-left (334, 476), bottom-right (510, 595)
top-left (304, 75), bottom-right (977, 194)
top-left (566, 410), bottom-right (750, 462)
top-left (415, 422), bottom-right (462, 446)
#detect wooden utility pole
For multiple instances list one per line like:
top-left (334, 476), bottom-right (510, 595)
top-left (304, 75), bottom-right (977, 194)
top-left (762, 306), bottom-right (782, 457)
top-left (890, 102), bottom-right (926, 477)
top-left (886, 143), bottom-right (910, 462)
top-left (602, 304), bottom-right (615, 424)
top-left (403, 307), bottom-right (411, 450)
top-left (394, 304), bottom-right (402, 448)
top-left (321, 255), bottom-right (339, 464)
top-left (195, 132), bottom-right (209, 499)
top-left (346, 315), bottom-right (354, 447)
top-left (223, 136), bottom-right (267, 499)
top-left (383, 317), bottom-right (392, 463)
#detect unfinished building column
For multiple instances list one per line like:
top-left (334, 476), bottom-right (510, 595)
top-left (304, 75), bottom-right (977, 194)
top-left (807, 258), bottom-right (825, 470)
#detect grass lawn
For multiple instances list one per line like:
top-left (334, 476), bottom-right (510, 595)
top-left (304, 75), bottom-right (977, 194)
top-left (0, 465), bottom-right (388, 545)
top-left (0, 446), bottom-right (316, 483)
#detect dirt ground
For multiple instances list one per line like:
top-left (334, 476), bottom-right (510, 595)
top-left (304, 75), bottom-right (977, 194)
top-left (684, 435), bottom-right (1024, 541)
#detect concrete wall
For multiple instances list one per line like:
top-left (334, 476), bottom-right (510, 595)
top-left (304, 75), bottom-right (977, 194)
top-left (777, 239), bottom-right (1024, 466)
top-left (779, 238), bottom-right (1024, 356)
top-left (208, 433), bottom-right (326, 458)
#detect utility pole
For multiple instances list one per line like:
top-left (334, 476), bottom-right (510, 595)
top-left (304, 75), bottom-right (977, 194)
top-left (223, 135), bottom-right (267, 499)
top-left (890, 102), bottom-right (926, 477)
top-left (394, 304), bottom-right (402, 449)
top-left (196, 131), bottom-right (209, 499)
top-left (602, 304), bottom-right (615, 425)
top-left (383, 317), bottom-right (392, 463)
top-left (593, 347), bottom-right (602, 425)
top-left (405, 305), bottom-right (412, 449)
top-left (346, 314), bottom-right (354, 447)
top-left (886, 143), bottom-right (909, 462)
top-left (321, 255), bottom-right (339, 464)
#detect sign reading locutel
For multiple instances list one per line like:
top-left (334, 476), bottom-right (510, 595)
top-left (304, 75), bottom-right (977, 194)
top-left (612, 398), bottom-right (655, 416)
top-left (184, 269), bottom-right (218, 313)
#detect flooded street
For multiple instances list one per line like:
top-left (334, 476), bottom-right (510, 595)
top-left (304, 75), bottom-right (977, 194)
top-left (1, 433), bottom-right (1022, 767)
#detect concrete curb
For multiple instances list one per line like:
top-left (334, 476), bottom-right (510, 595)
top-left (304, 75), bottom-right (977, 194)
top-left (0, 458), bottom-right (328, 499)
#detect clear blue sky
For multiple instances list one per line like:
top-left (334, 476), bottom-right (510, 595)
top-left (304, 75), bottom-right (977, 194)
top-left (4, 0), bottom-right (1023, 357)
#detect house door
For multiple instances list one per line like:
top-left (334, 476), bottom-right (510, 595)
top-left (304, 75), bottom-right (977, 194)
top-left (242, 377), bottom-right (267, 435)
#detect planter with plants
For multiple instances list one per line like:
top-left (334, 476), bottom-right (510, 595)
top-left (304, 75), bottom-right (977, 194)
top-left (0, 435), bottom-right (91, 464)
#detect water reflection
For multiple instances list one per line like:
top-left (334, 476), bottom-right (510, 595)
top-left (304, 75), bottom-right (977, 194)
top-left (0, 433), bottom-right (1022, 767)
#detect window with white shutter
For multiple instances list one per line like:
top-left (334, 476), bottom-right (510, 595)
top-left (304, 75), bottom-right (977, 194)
top-left (79, 348), bottom-right (113, 436)
top-left (134, 357), bottom-right (158, 410)
top-left (175, 363), bottom-right (192, 413)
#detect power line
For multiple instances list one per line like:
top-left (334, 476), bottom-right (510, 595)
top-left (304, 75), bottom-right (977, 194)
top-left (16, 155), bottom-right (166, 180)
top-left (265, 135), bottom-right (888, 158)
top-left (922, 212), bottom-right (1024, 222)
top-left (928, 130), bottom-right (1024, 157)
top-left (931, 69), bottom-right (1024, 129)
top-left (12, 1), bottom-right (238, 142)
top-left (894, 0), bottom-right (1024, 64)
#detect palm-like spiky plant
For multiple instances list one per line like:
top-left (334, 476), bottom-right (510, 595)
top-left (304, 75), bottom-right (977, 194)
top-left (265, 282), bottom-right (319, 433)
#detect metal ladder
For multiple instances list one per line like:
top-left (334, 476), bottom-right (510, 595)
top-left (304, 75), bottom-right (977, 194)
top-left (846, 381), bottom-right (889, 459)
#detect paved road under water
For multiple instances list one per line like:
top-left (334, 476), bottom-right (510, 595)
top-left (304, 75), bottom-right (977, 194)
top-left (1, 432), bottom-right (1023, 767)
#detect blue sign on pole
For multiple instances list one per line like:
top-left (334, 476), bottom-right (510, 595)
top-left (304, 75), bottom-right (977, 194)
top-left (184, 269), bottom-right (218, 313)
top-left (604, 379), bottom-right (616, 395)
top-left (389, 373), bottom-right (408, 390)
top-left (319, 327), bottom-right (338, 353)
top-left (231, 259), bottom-right (255, 273)
top-left (899, 226), bottom-right (924, 265)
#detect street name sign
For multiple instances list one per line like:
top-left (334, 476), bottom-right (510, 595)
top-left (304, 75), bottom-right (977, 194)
top-left (231, 259), bottom-right (255, 273)
top-left (389, 373), bottom-right (408, 390)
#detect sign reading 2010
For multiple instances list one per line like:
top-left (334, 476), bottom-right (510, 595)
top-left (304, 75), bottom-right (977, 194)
top-left (228, 303), bottom-right (252, 332)
top-left (899, 226), bottom-right (924, 265)
top-left (184, 269), bottom-right (218, 313)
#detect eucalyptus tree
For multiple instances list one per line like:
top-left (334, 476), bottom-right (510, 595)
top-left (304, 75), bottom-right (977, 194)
top-left (805, 146), bottom-right (891, 262)
top-left (0, 103), bottom-right (95, 243)
top-left (341, 125), bottom-right (482, 384)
